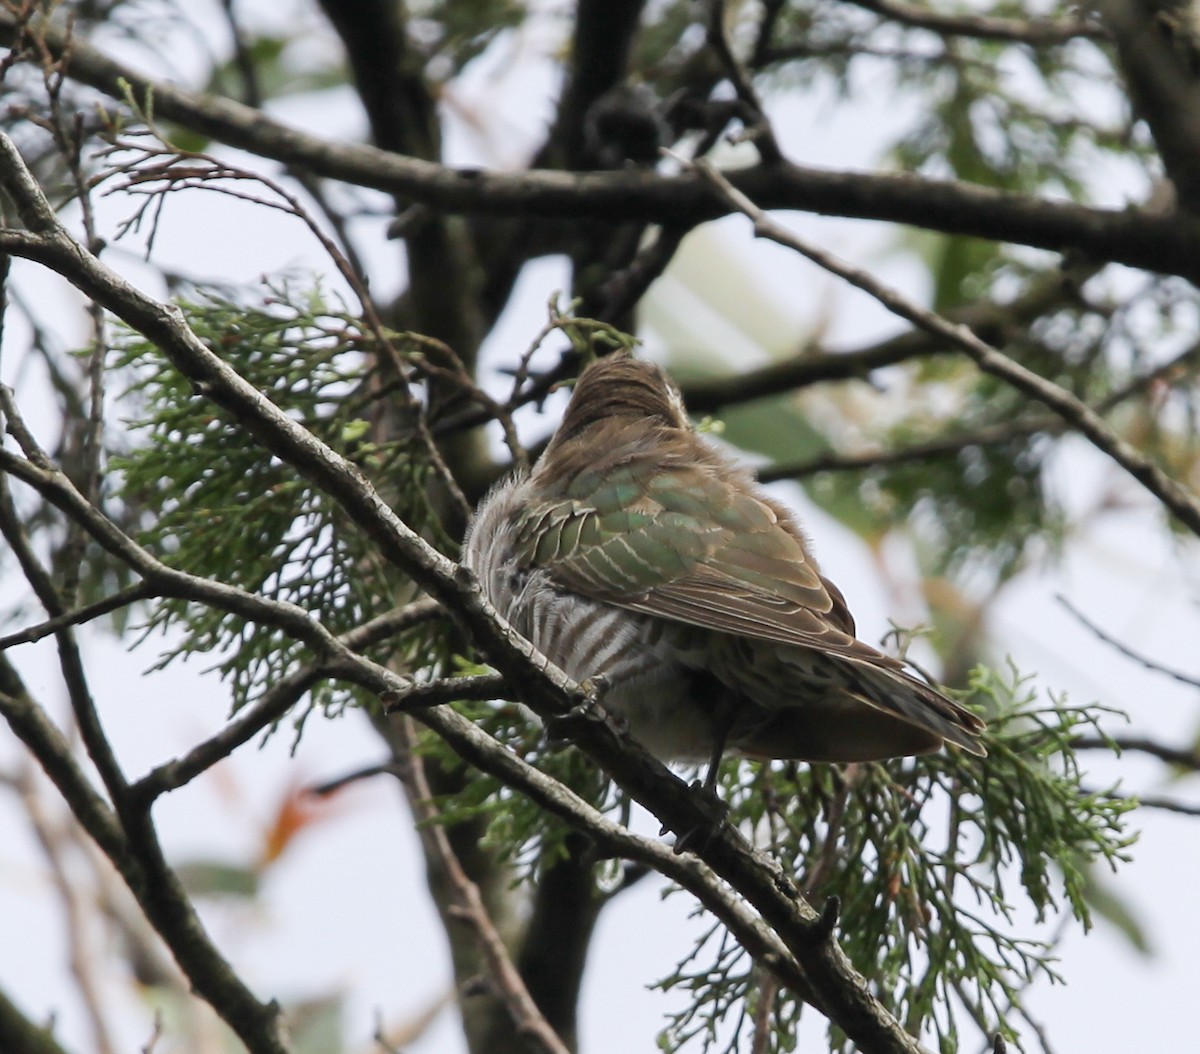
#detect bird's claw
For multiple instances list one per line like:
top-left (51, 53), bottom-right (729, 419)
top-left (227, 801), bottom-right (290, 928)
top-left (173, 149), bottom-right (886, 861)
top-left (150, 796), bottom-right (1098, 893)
top-left (581, 672), bottom-right (611, 702)
top-left (666, 779), bottom-right (731, 855)
top-left (543, 674), bottom-right (624, 746)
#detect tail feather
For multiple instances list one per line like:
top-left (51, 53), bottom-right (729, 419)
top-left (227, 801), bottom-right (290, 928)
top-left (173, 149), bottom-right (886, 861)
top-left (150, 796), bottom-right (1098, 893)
top-left (844, 659), bottom-right (987, 757)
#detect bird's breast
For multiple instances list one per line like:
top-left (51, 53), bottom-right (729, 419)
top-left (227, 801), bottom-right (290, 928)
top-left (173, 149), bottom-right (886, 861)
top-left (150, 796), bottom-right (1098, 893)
top-left (465, 478), bottom-right (724, 763)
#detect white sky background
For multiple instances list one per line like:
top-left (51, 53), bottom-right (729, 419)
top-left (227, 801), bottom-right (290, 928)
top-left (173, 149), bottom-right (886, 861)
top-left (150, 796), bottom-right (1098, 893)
top-left (2, 2), bottom-right (1199, 1052)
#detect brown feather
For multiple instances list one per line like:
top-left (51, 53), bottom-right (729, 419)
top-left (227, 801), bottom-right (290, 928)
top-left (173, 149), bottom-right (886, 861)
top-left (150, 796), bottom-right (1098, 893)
top-left (550, 353), bottom-right (690, 445)
top-left (483, 354), bottom-right (986, 762)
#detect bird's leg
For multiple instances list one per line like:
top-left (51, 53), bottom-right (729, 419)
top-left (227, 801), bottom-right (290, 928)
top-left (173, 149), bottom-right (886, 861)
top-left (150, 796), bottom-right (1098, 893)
top-left (700, 711), bottom-right (733, 793)
top-left (672, 704), bottom-right (735, 855)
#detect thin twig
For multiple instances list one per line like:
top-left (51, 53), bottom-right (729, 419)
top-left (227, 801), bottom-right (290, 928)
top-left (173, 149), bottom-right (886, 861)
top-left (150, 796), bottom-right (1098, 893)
top-left (0, 655), bottom-right (292, 1054)
top-left (1072, 735), bottom-right (1200, 772)
top-left (708, 0), bottom-right (783, 164)
top-left (403, 331), bottom-right (529, 473)
top-left (218, 0), bottom-right (263, 108)
top-left (0, 128), bottom-right (935, 1054)
top-left (0, 400), bottom-right (130, 807)
top-left (844, 0), bottom-right (1104, 45)
top-left (593, 223), bottom-right (689, 324)
top-left (681, 154), bottom-right (1200, 539)
top-left (0, 583), bottom-right (153, 650)
top-left (802, 767), bottom-right (854, 898)
top-left (413, 703), bottom-right (817, 1004)
top-left (758, 336), bottom-right (1200, 482)
top-left (681, 264), bottom-right (1097, 413)
top-left (130, 598), bottom-right (446, 803)
top-left (759, 421), bottom-right (1048, 482)
top-left (1057, 595), bottom-right (1200, 690)
top-left (100, 133), bottom-right (472, 521)
top-left (749, 969), bottom-right (780, 1054)
top-left (383, 672), bottom-right (508, 712)
top-left (17, 763), bottom-right (118, 1054)
top-left (1094, 787), bottom-right (1200, 818)
top-left (389, 716), bottom-right (571, 1054)
top-left (307, 762), bottom-right (401, 796)
top-left (39, 26), bottom-right (111, 606)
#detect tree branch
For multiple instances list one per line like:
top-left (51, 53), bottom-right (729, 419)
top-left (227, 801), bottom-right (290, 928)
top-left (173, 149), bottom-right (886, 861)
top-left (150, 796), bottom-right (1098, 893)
top-left (758, 333), bottom-right (1200, 481)
top-left (684, 155), bottom-right (1200, 538)
top-left (1097, 787), bottom-right (1200, 818)
top-left (758, 419), bottom-right (1050, 483)
top-left (129, 661), bottom-right (499, 807)
top-left (1101, 0), bottom-right (1200, 213)
top-left (1057, 593), bottom-right (1200, 690)
top-left (0, 655), bottom-right (291, 1054)
top-left (4, 11), bottom-right (1200, 280)
top-left (412, 703), bottom-right (819, 1007)
top-left (1073, 735), bottom-right (1200, 772)
top-left (388, 716), bottom-right (571, 1054)
top-left (0, 438), bottom-right (414, 698)
top-left (844, 0), bottom-right (1106, 45)
top-left (708, 0), bottom-right (783, 164)
top-left (16, 763), bottom-right (117, 1054)
top-left (0, 434), bottom-right (129, 810)
top-left (0, 583), bottom-right (153, 650)
top-left (681, 266), bottom-right (1091, 412)
top-left (0, 128), bottom-right (933, 1054)
top-left (0, 986), bottom-right (77, 1054)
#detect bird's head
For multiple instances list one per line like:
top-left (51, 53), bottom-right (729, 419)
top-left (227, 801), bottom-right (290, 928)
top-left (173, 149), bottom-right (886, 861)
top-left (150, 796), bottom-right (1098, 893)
top-left (550, 354), bottom-right (690, 447)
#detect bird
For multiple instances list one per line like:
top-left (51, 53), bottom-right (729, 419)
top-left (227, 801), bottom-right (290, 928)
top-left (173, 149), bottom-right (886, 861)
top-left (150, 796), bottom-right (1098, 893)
top-left (464, 354), bottom-right (985, 786)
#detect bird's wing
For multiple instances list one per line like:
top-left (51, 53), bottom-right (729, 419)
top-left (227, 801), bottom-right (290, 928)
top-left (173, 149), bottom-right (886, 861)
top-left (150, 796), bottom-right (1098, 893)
top-left (516, 454), bottom-right (985, 753)
top-left (517, 454), bottom-right (860, 655)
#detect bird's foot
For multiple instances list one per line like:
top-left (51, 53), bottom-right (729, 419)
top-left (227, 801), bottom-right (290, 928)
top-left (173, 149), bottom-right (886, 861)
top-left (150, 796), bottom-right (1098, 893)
top-left (543, 675), bottom-right (624, 747)
top-left (666, 779), bottom-right (731, 856)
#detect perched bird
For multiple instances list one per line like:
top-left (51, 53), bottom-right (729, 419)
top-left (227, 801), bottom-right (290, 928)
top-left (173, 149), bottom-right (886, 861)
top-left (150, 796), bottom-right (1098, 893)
top-left (464, 355), bottom-right (985, 784)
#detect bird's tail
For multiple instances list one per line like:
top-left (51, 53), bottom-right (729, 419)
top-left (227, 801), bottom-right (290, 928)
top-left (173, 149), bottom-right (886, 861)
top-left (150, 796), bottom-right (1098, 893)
top-left (843, 658), bottom-right (987, 757)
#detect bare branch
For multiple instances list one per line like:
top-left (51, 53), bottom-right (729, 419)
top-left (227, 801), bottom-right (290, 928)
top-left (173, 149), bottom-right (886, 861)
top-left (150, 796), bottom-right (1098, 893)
top-left (0, 128), bottom-right (933, 1054)
top-left (0, 583), bottom-right (153, 650)
top-left (683, 155), bottom-right (1200, 538)
top-left (1101, 0), bottom-right (1200, 212)
top-left (1098, 788), bottom-right (1200, 818)
top-left (1057, 594), bottom-right (1200, 690)
top-left (0, 986), bottom-right (78, 1054)
top-left (845, 0), bottom-right (1105, 45)
top-left (0, 655), bottom-right (293, 1054)
top-left (413, 703), bottom-right (818, 1006)
top-left (16, 763), bottom-right (118, 1054)
top-left (681, 266), bottom-right (1093, 412)
top-left (0, 440), bottom-right (410, 690)
top-left (758, 335), bottom-right (1200, 482)
top-left (131, 666), bottom-right (501, 806)
top-left (592, 223), bottom-right (688, 325)
top-left (708, 0), bottom-right (783, 164)
top-left (759, 420), bottom-right (1050, 483)
top-left (389, 716), bottom-right (571, 1054)
top-left (3, 11), bottom-right (1200, 280)
top-left (1073, 735), bottom-right (1200, 772)
top-left (385, 673), bottom-right (509, 711)
top-left (125, 596), bottom-right (437, 800)
top-left (0, 408), bottom-right (129, 808)
top-left (0, 657), bottom-right (127, 862)
top-left (127, 664), bottom-right (323, 805)
top-left (36, 21), bottom-right (111, 607)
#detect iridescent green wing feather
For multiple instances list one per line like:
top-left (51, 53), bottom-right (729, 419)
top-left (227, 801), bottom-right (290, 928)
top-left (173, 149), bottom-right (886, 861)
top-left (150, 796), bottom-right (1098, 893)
top-left (516, 450), bottom-right (863, 654)
top-left (516, 428), bottom-right (985, 753)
